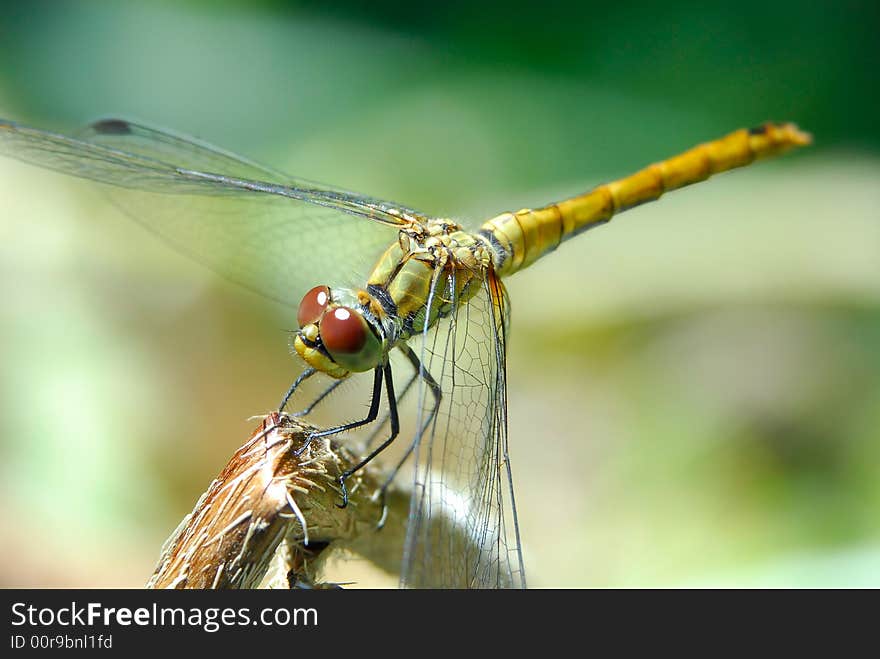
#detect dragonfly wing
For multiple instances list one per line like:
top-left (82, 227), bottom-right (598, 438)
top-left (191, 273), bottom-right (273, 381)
top-left (78, 118), bottom-right (299, 186)
top-left (77, 119), bottom-right (430, 219)
top-left (0, 118), bottom-right (428, 307)
top-left (401, 268), bottom-right (526, 588)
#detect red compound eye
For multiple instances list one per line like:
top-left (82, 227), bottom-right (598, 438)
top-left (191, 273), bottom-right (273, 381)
top-left (320, 306), bottom-right (367, 355)
top-left (319, 305), bottom-right (382, 372)
top-left (297, 285), bottom-right (331, 328)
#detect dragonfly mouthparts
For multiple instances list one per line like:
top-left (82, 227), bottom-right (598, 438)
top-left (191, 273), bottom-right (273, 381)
top-left (293, 331), bottom-right (350, 380)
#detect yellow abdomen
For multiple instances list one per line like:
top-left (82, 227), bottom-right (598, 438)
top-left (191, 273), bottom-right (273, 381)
top-left (480, 122), bottom-right (811, 277)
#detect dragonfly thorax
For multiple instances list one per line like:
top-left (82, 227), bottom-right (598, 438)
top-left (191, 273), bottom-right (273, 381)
top-left (368, 222), bottom-right (493, 342)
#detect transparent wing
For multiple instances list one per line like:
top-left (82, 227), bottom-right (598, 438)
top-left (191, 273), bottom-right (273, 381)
top-left (401, 268), bottom-right (525, 588)
top-left (0, 118), bottom-right (431, 306)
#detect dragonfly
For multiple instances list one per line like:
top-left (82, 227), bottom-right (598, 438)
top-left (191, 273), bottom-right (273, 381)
top-left (0, 117), bottom-right (810, 588)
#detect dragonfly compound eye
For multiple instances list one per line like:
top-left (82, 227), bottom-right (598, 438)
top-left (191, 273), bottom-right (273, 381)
top-left (297, 285), bottom-right (332, 328)
top-left (320, 306), bottom-right (382, 372)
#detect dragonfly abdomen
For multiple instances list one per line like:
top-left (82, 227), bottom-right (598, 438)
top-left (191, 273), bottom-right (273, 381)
top-left (480, 122), bottom-right (811, 277)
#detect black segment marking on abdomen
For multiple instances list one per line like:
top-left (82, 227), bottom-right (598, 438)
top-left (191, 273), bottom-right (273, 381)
top-left (90, 119), bottom-right (133, 135)
top-left (477, 228), bottom-right (509, 269)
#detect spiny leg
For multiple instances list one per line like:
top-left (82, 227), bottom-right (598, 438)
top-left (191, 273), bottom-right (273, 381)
top-left (337, 361), bottom-right (399, 508)
top-left (293, 366), bottom-right (384, 459)
top-left (372, 269), bottom-right (449, 527)
top-left (373, 343), bottom-right (442, 529)
top-left (278, 367), bottom-right (316, 413)
top-left (363, 363), bottom-right (418, 449)
top-left (291, 377), bottom-right (345, 418)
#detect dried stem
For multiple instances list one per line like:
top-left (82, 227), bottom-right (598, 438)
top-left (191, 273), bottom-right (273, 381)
top-left (147, 413), bottom-right (409, 589)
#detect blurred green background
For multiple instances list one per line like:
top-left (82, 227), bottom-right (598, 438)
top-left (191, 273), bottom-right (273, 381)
top-left (0, 0), bottom-right (877, 587)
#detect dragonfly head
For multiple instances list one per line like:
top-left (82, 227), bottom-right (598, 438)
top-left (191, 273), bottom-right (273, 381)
top-left (293, 285), bottom-right (384, 379)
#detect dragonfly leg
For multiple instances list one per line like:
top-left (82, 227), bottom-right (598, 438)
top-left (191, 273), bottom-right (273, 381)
top-left (278, 367), bottom-right (316, 413)
top-left (373, 344), bottom-right (442, 529)
top-left (290, 377), bottom-right (345, 418)
top-left (363, 365), bottom-right (418, 448)
top-left (336, 361), bottom-right (399, 508)
top-left (293, 366), bottom-right (384, 461)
